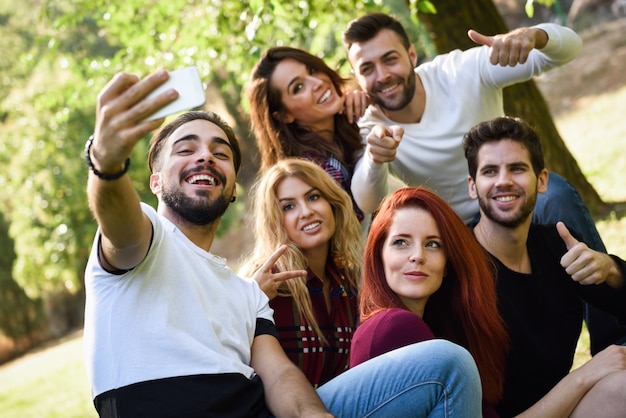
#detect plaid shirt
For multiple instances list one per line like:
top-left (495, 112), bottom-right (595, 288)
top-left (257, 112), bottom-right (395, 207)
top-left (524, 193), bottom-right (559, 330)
top-left (270, 264), bottom-right (358, 387)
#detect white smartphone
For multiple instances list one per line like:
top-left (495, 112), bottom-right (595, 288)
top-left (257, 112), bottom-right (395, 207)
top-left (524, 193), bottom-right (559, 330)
top-left (144, 66), bottom-right (206, 121)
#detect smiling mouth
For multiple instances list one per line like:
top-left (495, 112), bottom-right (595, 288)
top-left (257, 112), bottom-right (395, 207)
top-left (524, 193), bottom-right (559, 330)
top-left (379, 83), bottom-right (399, 94)
top-left (186, 173), bottom-right (218, 186)
top-left (318, 89), bottom-right (332, 104)
top-left (302, 221), bottom-right (320, 231)
top-left (494, 195), bottom-right (517, 202)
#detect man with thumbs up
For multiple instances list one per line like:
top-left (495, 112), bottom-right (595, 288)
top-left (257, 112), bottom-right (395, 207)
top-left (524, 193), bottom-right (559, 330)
top-left (464, 116), bottom-right (626, 418)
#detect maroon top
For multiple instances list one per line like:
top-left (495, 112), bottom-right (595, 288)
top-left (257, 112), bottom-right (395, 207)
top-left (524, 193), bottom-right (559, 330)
top-left (270, 263), bottom-right (357, 387)
top-left (350, 308), bottom-right (434, 367)
top-left (350, 308), bottom-right (499, 418)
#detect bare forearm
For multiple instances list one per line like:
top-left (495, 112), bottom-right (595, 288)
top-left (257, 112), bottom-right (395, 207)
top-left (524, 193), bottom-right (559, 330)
top-left (263, 365), bottom-right (332, 417)
top-left (251, 335), bottom-right (333, 417)
top-left (516, 346), bottom-right (625, 418)
top-left (87, 173), bottom-right (151, 268)
top-left (515, 369), bottom-right (589, 417)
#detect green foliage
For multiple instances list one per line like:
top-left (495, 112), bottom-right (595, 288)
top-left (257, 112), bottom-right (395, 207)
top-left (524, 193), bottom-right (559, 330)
top-left (409, 0), bottom-right (436, 25)
top-left (0, 0), bottom-right (402, 303)
top-left (0, 213), bottom-right (45, 341)
top-left (525, 0), bottom-right (557, 18)
top-left (0, 0), bottom-right (437, 333)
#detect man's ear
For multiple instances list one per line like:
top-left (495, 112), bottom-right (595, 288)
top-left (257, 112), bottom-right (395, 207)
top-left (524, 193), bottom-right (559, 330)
top-left (537, 169), bottom-right (549, 194)
top-left (408, 44), bottom-right (418, 67)
top-left (230, 184), bottom-right (237, 203)
top-left (149, 173), bottom-right (162, 195)
top-left (468, 175), bottom-right (478, 200)
top-left (271, 110), bottom-right (295, 124)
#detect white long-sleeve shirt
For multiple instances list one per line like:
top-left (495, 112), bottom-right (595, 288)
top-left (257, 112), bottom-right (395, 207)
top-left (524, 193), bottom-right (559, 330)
top-left (352, 23), bottom-right (582, 223)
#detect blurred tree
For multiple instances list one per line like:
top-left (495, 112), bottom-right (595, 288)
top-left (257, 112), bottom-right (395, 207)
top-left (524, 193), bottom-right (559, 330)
top-left (0, 212), bottom-right (45, 352)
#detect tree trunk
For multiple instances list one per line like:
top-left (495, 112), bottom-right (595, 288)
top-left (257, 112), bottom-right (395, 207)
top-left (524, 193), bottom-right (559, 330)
top-left (416, 0), bottom-right (610, 216)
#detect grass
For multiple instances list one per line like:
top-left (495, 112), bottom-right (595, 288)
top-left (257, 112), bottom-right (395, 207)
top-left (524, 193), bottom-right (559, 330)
top-left (0, 87), bottom-right (624, 418)
top-left (0, 331), bottom-right (96, 417)
top-left (557, 84), bottom-right (626, 370)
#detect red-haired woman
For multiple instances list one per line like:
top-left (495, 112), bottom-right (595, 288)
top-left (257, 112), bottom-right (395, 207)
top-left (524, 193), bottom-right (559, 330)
top-left (350, 187), bottom-right (508, 417)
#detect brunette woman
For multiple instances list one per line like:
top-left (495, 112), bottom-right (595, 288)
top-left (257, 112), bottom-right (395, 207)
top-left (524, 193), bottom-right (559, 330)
top-left (247, 47), bottom-right (371, 221)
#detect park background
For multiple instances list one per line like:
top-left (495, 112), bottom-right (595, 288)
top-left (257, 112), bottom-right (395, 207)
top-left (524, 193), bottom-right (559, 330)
top-left (1, 0), bottom-right (625, 416)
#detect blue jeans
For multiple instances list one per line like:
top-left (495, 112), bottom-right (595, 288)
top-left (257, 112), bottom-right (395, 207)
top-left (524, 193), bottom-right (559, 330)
top-left (534, 172), bottom-right (605, 251)
top-left (317, 340), bottom-right (482, 417)
top-left (534, 172), bottom-right (626, 354)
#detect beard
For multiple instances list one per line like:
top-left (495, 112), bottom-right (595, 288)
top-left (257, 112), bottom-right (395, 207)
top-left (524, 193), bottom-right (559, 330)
top-left (370, 71), bottom-right (416, 111)
top-left (478, 188), bottom-right (537, 229)
top-left (161, 183), bottom-right (231, 226)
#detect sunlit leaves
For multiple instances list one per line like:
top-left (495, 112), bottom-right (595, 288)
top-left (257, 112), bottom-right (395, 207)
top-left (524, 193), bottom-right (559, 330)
top-left (524, 0), bottom-right (556, 18)
top-left (1, 0), bottom-right (395, 298)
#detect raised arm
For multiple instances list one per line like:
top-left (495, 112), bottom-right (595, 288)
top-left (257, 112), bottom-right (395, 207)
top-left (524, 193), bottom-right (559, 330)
top-left (468, 23), bottom-right (582, 67)
top-left (251, 334), bottom-right (333, 417)
top-left (87, 70), bottom-right (177, 270)
top-left (351, 124), bottom-right (403, 214)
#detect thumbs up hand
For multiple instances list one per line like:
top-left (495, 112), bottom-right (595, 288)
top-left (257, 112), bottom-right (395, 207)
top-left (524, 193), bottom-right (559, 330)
top-left (558, 222), bottom-right (620, 286)
top-left (467, 26), bottom-right (547, 67)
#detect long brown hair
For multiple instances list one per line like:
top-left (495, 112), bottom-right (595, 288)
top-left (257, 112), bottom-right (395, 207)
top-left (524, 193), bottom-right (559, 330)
top-left (239, 158), bottom-right (362, 340)
top-left (361, 187), bottom-right (508, 404)
top-left (247, 47), bottom-right (364, 172)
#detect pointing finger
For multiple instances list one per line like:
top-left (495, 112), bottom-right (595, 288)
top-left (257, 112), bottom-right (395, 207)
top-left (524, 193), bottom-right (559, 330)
top-left (272, 270), bottom-right (308, 283)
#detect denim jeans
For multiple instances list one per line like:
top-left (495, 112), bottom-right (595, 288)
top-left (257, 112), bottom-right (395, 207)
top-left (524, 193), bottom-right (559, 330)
top-left (534, 172), bottom-right (626, 354)
top-left (317, 340), bottom-right (482, 417)
top-left (534, 172), bottom-right (606, 251)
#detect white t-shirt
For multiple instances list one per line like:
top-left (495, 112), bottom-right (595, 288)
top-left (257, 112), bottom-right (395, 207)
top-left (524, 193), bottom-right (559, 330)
top-left (83, 203), bottom-right (274, 398)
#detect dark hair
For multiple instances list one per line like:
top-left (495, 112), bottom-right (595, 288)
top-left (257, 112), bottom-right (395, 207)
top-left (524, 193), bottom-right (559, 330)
top-left (148, 110), bottom-right (242, 174)
top-left (247, 46), bottom-right (363, 172)
top-left (361, 187), bottom-right (508, 404)
top-left (342, 12), bottom-right (411, 51)
top-left (463, 116), bottom-right (545, 180)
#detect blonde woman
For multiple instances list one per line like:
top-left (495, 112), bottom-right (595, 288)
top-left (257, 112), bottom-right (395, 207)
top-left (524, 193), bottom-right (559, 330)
top-left (240, 158), bottom-right (362, 387)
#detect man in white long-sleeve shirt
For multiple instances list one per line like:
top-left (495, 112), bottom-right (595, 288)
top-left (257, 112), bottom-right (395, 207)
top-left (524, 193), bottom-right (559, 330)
top-left (343, 12), bottom-right (581, 223)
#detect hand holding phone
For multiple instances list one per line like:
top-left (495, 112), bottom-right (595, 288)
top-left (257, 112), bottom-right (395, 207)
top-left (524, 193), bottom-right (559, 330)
top-left (144, 66), bottom-right (206, 121)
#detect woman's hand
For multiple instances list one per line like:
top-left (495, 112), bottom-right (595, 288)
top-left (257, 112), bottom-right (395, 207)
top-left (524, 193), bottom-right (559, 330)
top-left (251, 245), bottom-right (307, 300)
top-left (341, 89), bottom-right (370, 124)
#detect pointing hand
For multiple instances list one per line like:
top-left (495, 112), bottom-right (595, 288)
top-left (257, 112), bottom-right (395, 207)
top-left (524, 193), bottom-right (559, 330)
top-left (366, 124), bottom-right (404, 164)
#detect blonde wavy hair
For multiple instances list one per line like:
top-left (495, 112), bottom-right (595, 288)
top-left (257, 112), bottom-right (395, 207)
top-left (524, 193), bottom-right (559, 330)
top-left (239, 158), bottom-right (362, 340)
